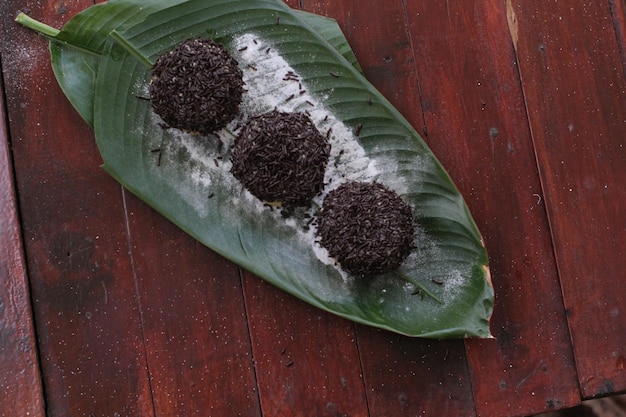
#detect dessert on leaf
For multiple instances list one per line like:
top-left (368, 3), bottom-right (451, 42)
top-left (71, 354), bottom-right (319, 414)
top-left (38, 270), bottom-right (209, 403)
top-left (150, 38), bottom-right (244, 134)
top-left (16, 0), bottom-right (493, 338)
top-left (230, 110), bottom-right (330, 209)
top-left (317, 182), bottom-right (415, 276)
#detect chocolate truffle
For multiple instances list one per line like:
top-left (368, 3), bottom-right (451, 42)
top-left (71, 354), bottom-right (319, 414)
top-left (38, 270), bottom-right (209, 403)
top-left (230, 110), bottom-right (330, 208)
top-left (317, 181), bottom-right (415, 276)
top-left (150, 38), bottom-right (244, 134)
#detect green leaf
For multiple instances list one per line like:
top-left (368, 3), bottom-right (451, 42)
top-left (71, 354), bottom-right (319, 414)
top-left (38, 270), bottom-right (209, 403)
top-left (48, 0), bottom-right (189, 126)
top-left (35, 0), bottom-right (359, 127)
top-left (19, 0), bottom-right (493, 338)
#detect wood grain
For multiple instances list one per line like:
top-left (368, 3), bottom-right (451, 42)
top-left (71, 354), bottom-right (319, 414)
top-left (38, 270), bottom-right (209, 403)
top-left (511, 0), bottom-right (626, 399)
top-left (609, 0), bottom-right (626, 75)
top-left (2, 0), bottom-right (626, 416)
top-left (0, 58), bottom-right (46, 417)
top-left (300, 0), bottom-right (424, 132)
top-left (401, 1), bottom-right (581, 415)
top-left (2, 2), bottom-right (154, 415)
top-left (243, 273), bottom-right (368, 417)
top-left (298, 1), bottom-right (478, 416)
top-left (358, 329), bottom-right (476, 417)
top-left (123, 192), bottom-right (261, 416)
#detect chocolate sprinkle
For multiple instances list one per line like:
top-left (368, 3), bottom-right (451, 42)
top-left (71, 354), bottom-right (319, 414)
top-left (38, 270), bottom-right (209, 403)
top-left (316, 182), bottom-right (415, 276)
top-left (230, 110), bottom-right (331, 208)
top-left (149, 38), bottom-right (244, 135)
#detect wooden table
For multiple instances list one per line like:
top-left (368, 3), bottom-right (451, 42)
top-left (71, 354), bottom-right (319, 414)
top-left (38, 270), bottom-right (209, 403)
top-left (1, 1), bottom-right (625, 416)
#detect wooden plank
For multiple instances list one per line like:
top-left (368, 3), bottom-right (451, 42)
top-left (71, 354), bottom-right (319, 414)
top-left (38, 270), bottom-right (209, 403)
top-left (7, 1), bottom-right (623, 416)
top-left (298, 1), bottom-right (478, 416)
top-left (300, 0), bottom-right (424, 132)
top-left (0, 60), bottom-right (46, 417)
top-left (123, 193), bottom-right (261, 416)
top-left (2, 2), bottom-right (155, 415)
top-left (510, 0), bottom-right (626, 399)
top-left (243, 274), bottom-right (368, 417)
top-left (401, 1), bottom-right (582, 415)
top-left (357, 330), bottom-right (476, 417)
top-left (608, 0), bottom-right (626, 74)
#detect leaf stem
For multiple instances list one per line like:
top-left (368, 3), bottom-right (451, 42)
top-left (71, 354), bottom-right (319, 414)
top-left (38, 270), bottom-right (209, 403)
top-left (15, 13), bottom-right (60, 38)
top-left (16, 12), bottom-right (101, 56)
top-left (110, 30), bottom-right (154, 68)
top-left (393, 271), bottom-right (444, 304)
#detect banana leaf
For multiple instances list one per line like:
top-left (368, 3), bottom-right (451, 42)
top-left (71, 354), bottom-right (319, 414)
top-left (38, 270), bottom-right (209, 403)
top-left (17, 0), bottom-right (493, 338)
top-left (38, 0), bottom-right (361, 127)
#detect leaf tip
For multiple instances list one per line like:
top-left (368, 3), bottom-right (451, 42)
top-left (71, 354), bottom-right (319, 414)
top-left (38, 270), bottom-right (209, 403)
top-left (483, 264), bottom-right (493, 287)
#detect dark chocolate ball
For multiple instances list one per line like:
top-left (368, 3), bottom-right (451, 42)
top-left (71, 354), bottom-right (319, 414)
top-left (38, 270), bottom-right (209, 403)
top-left (317, 181), bottom-right (415, 276)
top-left (230, 110), bottom-right (330, 208)
top-left (150, 38), bottom-right (244, 135)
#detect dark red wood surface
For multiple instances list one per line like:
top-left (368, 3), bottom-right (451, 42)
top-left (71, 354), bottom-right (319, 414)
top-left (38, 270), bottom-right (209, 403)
top-left (0, 60), bottom-right (46, 417)
top-left (297, 2), bottom-right (478, 416)
top-left (1, 1), bottom-right (625, 416)
top-left (243, 272), bottom-right (368, 417)
top-left (509, 0), bottom-right (626, 399)
top-left (124, 193), bottom-right (261, 416)
top-left (398, 1), bottom-right (582, 415)
top-left (1, 2), bottom-right (158, 415)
